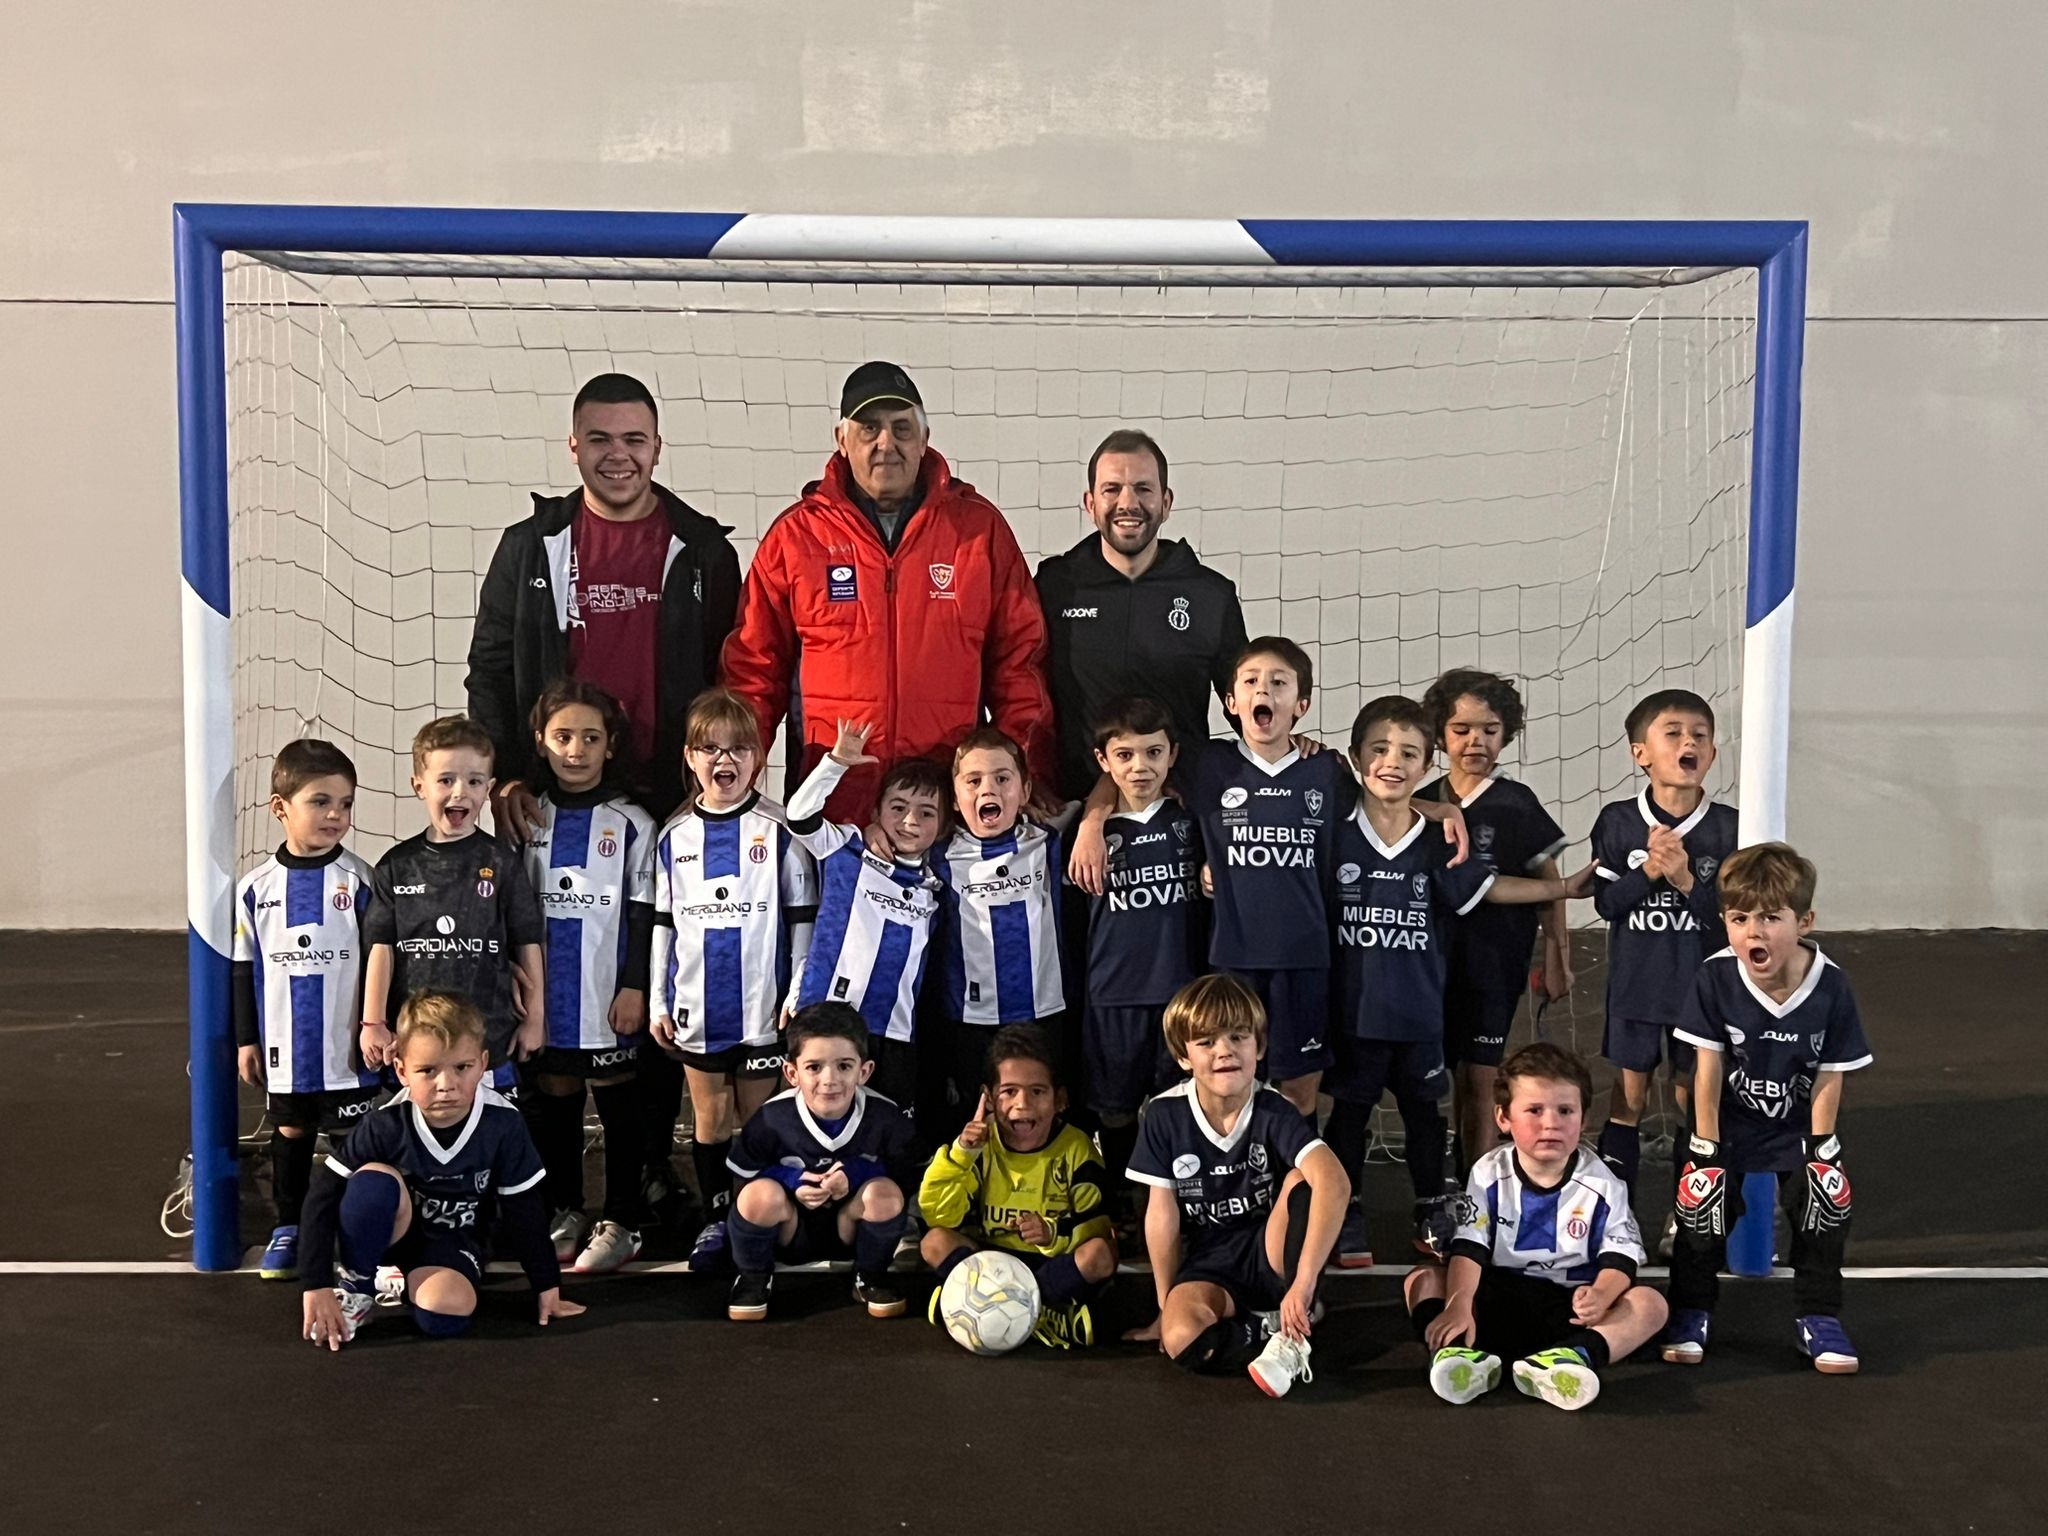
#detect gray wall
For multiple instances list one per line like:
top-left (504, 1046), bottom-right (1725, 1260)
top-left (2, 1), bottom-right (2041, 928)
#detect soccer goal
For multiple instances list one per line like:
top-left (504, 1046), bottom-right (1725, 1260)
top-left (176, 207), bottom-right (1806, 1271)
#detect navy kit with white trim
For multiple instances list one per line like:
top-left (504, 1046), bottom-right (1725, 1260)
top-left (1589, 787), bottom-right (1740, 1025)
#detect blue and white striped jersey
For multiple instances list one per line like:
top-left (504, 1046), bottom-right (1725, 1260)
top-left (525, 788), bottom-right (657, 1051)
top-left (1450, 1145), bottom-right (1645, 1287)
top-left (937, 820), bottom-right (1066, 1026)
top-left (651, 794), bottom-right (817, 1053)
top-left (233, 845), bottom-right (378, 1095)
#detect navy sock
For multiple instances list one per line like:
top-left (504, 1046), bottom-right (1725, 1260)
top-left (1036, 1252), bottom-right (1096, 1307)
top-left (1559, 1327), bottom-right (1612, 1369)
top-left (1398, 1095), bottom-right (1447, 1200)
top-left (934, 1245), bottom-right (969, 1283)
top-left (336, 1170), bottom-right (402, 1286)
top-left (727, 1209), bottom-right (778, 1275)
top-left (530, 1089), bottom-right (585, 1213)
top-left (1597, 1120), bottom-right (1642, 1193)
top-left (412, 1306), bottom-right (473, 1339)
top-left (270, 1130), bottom-right (314, 1227)
top-left (1174, 1317), bottom-right (1263, 1374)
top-left (591, 1080), bottom-right (644, 1227)
top-left (692, 1137), bottom-right (733, 1219)
top-left (854, 1212), bottom-right (907, 1279)
top-left (1324, 1099), bottom-right (1370, 1193)
top-left (1280, 1180), bottom-right (1313, 1287)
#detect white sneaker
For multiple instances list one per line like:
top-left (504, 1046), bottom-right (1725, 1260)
top-left (574, 1220), bottom-right (643, 1275)
top-left (373, 1265), bottom-right (406, 1308)
top-left (1253, 1300), bottom-right (1325, 1337)
top-left (1248, 1331), bottom-right (1314, 1398)
top-left (331, 1286), bottom-right (376, 1344)
top-left (550, 1208), bottom-right (592, 1265)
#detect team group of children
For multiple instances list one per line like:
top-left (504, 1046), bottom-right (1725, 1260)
top-left (238, 635), bottom-right (1872, 1406)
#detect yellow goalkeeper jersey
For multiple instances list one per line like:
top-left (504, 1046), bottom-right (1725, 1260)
top-left (918, 1121), bottom-right (1113, 1258)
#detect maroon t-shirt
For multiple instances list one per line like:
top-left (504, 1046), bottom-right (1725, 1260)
top-left (566, 504), bottom-right (667, 765)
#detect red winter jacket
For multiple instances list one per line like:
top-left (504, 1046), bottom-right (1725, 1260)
top-left (720, 450), bottom-right (1056, 821)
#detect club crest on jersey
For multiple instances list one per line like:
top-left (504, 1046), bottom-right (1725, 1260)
top-left (1168, 596), bottom-right (1191, 631)
top-left (1412, 873), bottom-right (1429, 901)
top-left (474, 1171), bottom-right (489, 1191)
top-left (1565, 1213), bottom-right (1589, 1240)
top-left (332, 887), bottom-right (353, 910)
top-left (928, 563), bottom-right (955, 596)
top-left (1695, 856), bottom-right (1719, 881)
top-left (477, 877), bottom-right (495, 898)
top-left (1475, 824), bottom-right (1496, 854)
top-left (1104, 833), bottom-right (1123, 858)
top-left (1172, 818), bottom-right (1190, 843)
top-left (1220, 787), bottom-right (1249, 810)
top-left (749, 837), bottom-right (769, 864)
top-left (827, 564), bottom-right (857, 602)
top-left (597, 830), bottom-right (618, 859)
top-left (1305, 789), bottom-right (1324, 816)
top-left (1247, 1141), bottom-right (1269, 1173)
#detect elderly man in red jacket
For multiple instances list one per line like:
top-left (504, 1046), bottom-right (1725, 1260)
top-left (721, 362), bottom-right (1057, 820)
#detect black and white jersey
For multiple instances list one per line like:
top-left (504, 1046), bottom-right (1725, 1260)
top-left (363, 832), bottom-right (545, 1057)
top-left (726, 1087), bottom-right (916, 1186)
top-left (1675, 946), bottom-right (1874, 1171)
top-left (324, 1087), bottom-right (545, 1242)
top-left (1419, 775), bottom-right (1567, 999)
top-left (1088, 797), bottom-right (1207, 1008)
top-left (1450, 1145), bottom-right (1644, 1287)
top-left (1332, 807), bottom-right (1495, 1042)
top-left (526, 787), bottom-right (656, 1051)
top-left (1190, 740), bottom-right (1353, 971)
top-left (233, 844), bottom-right (377, 1095)
top-left (1589, 788), bottom-right (1739, 1024)
top-left (1127, 1081), bottom-right (1324, 1241)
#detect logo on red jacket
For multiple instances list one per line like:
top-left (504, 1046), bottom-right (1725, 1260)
top-left (928, 562), bottom-right (956, 597)
top-left (827, 564), bottom-right (857, 603)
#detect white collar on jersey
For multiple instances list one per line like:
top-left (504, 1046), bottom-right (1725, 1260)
top-left (1349, 802), bottom-right (1426, 860)
top-left (1636, 784), bottom-right (1714, 840)
top-left (1235, 738), bottom-right (1300, 778)
top-left (1456, 775), bottom-right (1498, 809)
top-left (409, 1088), bottom-right (487, 1165)
top-left (791, 1085), bottom-right (870, 1151)
top-left (1169, 1078), bottom-right (1264, 1154)
top-left (1115, 796), bottom-right (1172, 825)
top-left (1727, 941), bottom-right (1832, 1018)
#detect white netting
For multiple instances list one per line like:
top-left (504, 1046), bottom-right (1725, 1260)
top-left (223, 253), bottom-right (1755, 908)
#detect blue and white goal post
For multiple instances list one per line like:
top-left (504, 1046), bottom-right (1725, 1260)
top-left (176, 207), bottom-right (1806, 1272)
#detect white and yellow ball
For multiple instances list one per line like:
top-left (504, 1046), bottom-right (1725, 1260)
top-left (938, 1250), bottom-right (1042, 1356)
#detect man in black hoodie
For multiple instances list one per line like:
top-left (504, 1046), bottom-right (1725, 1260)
top-left (1035, 430), bottom-right (1249, 801)
top-left (466, 373), bottom-right (741, 832)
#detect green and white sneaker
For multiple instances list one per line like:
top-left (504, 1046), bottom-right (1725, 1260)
top-left (1512, 1348), bottom-right (1601, 1411)
top-left (1429, 1346), bottom-right (1502, 1404)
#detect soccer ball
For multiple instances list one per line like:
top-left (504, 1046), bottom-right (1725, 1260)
top-left (938, 1251), bottom-right (1042, 1356)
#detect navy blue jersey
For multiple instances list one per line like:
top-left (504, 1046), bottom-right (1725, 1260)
top-left (1127, 1081), bottom-right (1323, 1243)
top-left (1419, 775), bottom-right (1567, 998)
top-left (1088, 797), bottom-right (1207, 1007)
top-left (1332, 807), bottom-right (1496, 1042)
top-left (1191, 741), bottom-right (1353, 971)
top-left (1589, 789), bottom-right (1739, 1024)
top-left (324, 1087), bottom-right (545, 1241)
top-left (727, 1086), bottom-right (916, 1193)
top-left (1675, 946), bottom-right (1874, 1171)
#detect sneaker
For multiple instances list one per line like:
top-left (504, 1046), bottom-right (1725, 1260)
top-left (927, 1285), bottom-right (944, 1327)
top-left (549, 1208), bottom-right (591, 1265)
top-left (641, 1162), bottom-right (686, 1226)
top-left (892, 1224), bottom-right (923, 1273)
top-left (373, 1265), bottom-right (406, 1307)
top-left (1333, 1204), bottom-right (1375, 1269)
top-left (1660, 1307), bottom-right (1712, 1365)
top-left (1248, 1331), bottom-right (1314, 1398)
top-left (1253, 1299), bottom-right (1326, 1337)
top-left (258, 1225), bottom-right (299, 1280)
top-left (728, 1271), bottom-right (772, 1322)
top-left (1513, 1347), bottom-right (1601, 1410)
top-left (1797, 1315), bottom-right (1860, 1375)
top-left (329, 1285), bottom-right (376, 1345)
top-left (1428, 1345), bottom-right (1503, 1405)
top-left (1412, 1196), bottom-right (1456, 1260)
top-left (573, 1220), bottom-right (643, 1275)
top-left (688, 1220), bottom-right (732, 1274)
top-left (853, 1273), bottom-right (907, 1318)
top-left (1032, 1300), bottom-right (1095, 1350)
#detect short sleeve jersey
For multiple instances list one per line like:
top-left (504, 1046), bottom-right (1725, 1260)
top-left (1088, 797), bottom-right (1207, 1007)
top-left (1589, 788), bottom-right (1739, 1023)
top-left (1190, 740), bottom-right (1353, 971)
top-left (526, 788), bottom-right (656, 1051)
top-left (1450, 1145), bottom-right (1645, 1287)
top-left (324, 1087), bottom-right (545, 1242)
top-left (1419, 775), bottom-right (1568, 998)
top-left (1332, 807), bottom-right (1496, 1042)
top-left (1127, 1081), bottom-right (1324, 1245)
top-left (936, 820), bottom-right (1066, 1025)
top-left (1674, 946), bottom-right (1874, 1171)
top-left (233, 845), bottom-right (377, 1095)
top-left (791, 820), bottom-right (942, 1045)
top-left (362, 832), bottom-right (544, 1057)
top-left (727, 1086), bottom-right (915, 1187)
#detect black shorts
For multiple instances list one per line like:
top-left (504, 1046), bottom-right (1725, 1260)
top-left (1443, 979), bottom-right (1520, 1069)
top-left (676, 1044), bottom-right (785, 1080)
top-left (385, 1222), bottom-right (487, 1287)
top-left (1602, 1016), bottom-right (1696, 1077)
top-left (1175, 1222), bottom-right (1289, 1314)
top-left (1325, 1034), bottom-right (1450, 1107)
top-left (533, 1041), bottom-right (642, 1079)
top-left (267, 1086), bottom-right (384, 1134)
top-left (777, 1200), bottom-right (854, 1265)
top-left (1227, 968), bottom-right (1334, 1082)
top-left (1084, 1002), bottom-right (1178, 1116)
top-left (1467, 1267), bottom-right (1583, 1361)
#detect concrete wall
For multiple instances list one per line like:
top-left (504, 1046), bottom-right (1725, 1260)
top-left (2, 1), bottom-right (2042, 928)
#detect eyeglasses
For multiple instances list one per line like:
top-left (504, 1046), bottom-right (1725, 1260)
top-left (688, 743), bottom-right (751, 762)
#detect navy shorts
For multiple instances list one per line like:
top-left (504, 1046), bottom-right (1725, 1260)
top-left (776, 1200), bottom-right (854, 1265)
top-left (1228, 968), bottom-right (1334, 1082)
top-left (267, 1085), bottom-right (384, 1134)
top-left (676, 1043), bottom-right (785, 1080)
top-left (1325, 1034), bottom-right (1450, 1107)
top-left (533, 1040), bottom-right (642, 1079)
top-left (1175, 1223), bottom-right (1289, 1314)
top-left (1602, 1015), bottom-right (1696, 1076)
top-left (386, 1221), bottom-right (487, 1287)
top-left (1443, 979), bottom-right (1520, 1069)
top-left (1084, 1002), bottom-right (1179, 1115)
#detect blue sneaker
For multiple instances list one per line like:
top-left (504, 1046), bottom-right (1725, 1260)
top-left (1797, 1315), bottom-right (1860, 1375)
top-left (1332, 1204), bottom-right (1374, 1269)
top-left (1660, 1307), bottom-right (1711, 1365)
top-left (689, 1220), bottom-right (731, 1274)
top-left (259, 1225), bottom-right (299, 1280)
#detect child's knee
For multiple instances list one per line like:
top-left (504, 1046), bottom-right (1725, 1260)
top-left (1159, 1292), bottom-right (1215, 1356)
top-left (1277, 1076), bottom-right (1318, 1114)
top-left (536, 1074), bottom-right (582, 1098)
top-left (1403, 1264), bottom-right (1445, 1312)
top-left (735, 1178), bottom-right (790, 1223)
top-left (1075, 1237), bottom-right (1117, 1284)
top-left (921, 1227), bottom-right (969, 1267)
top-left (409, 1267), bottom-right (477, 1318)
top-left (858, 1178), bottom-right (904, 1221)
top-left (276, 1122), bottom-right (309, 1140)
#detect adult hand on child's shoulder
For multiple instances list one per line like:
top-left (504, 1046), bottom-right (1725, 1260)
top-left (493, 781), bottom-right (544, 848)
top-left (537, 1288), bottom-right (586, 1326)
top-left (1066, 818), bottom-right (1108, 896)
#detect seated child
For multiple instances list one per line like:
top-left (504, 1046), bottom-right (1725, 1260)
top-left (298, 990), bottom-right (582, 1348)
top-left (1405, 1042), bottom-right (1666, 1411)
top-left (1127, 975), bottom-right (1350, 1399)
top-left (1666, 842), bottom-right (1871, 1374)
top-left (918, 1024), bottom-right (1117, 1348)
top-left (233, 738), bottom-right (380, 1281)
top-left (724, 1002), bottom-right (917, 1322)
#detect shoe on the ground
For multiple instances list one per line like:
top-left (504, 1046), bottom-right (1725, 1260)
top-left (549, 1208), bottom-right (591, 1265)
top-left (573, 1220), bottom-right (642, 1275)
top-left (1412, 1196), bottom-right (1456, 1260)
top-left (1798, 1314), bottom-right (1860, 1375)
top-left (259, 1225), bottom-right (299, 1280)
top-left (1514, 1347), bottom-right (1600, 1410)
top-left (927, 1285), bottom-right (944, 1326)
top-left (1033, 1299), bottom-right (1095, 1349)
top-left (892, 1222), bottom-right (923, 1273)
top-left (641, 1162), bottom-right (685, 1225)
top-left (1254, 1299), bottom-right (1325, 1338)
top-left (1660, 1307), bottom-right (1711, 1365)
top-left (373, 1265), bottom-right (406, 1307)
top-left (728, 1271), bottom-right (772, 1322)
top-left (1657, 1209), bottom-right (1678, 1262)
top-left (853, 1273), bottom-right (907, 1318)
top-left (1248, 1331), bottom-right (1314, 1398)
top-left (330, 1285), bottom-right (377, 1345)
top-left (689, 1219), bottom-right (732, 1274)
top-left (1429, 1345), bottom-right (1503, 1404)
top-left (1333, 1204), bottom-right (1374, 1269)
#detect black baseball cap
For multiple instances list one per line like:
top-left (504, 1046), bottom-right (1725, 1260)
top-left (840, 361), bottom-right (922, 420)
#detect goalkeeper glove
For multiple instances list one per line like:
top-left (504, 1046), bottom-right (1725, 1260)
top-left (1674, 1135), bottom-right (1729, 1241)
top-left (1801, 1133), bottom-right (1852, 1232)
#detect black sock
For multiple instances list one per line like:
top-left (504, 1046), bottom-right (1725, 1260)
top-left (692, 1137), bottom-right (733, 1220)
top-left (270, 1130), bottom-right (314, 1227)
top-left (934, 1246), bottom-right (969, 1283)
top-left (529, 1089), bottom-right (586, 1213)
top-left (1280, 1180), bottom-right (1313, 1287)
top-left (1399, 1096), bottom-right (1446, 1200)
top-left (1559, 1327), bottom-right (1612, 1369)
top-left (1410, 1296), bottom-right (1447, 1339)
top-left (590, 1080), bottom-right (644, 1228)
top-left (1174, 1317), bottom-right (1264, 1374)
top-left (854, 1213), bottom-right (906, 1279)
top-left (1101, 1120), bottom-right (1140, 1195)
top-left (1597, 1120), bottom-right (1641, 1193)
top-left (638, 1050), bottom-right (684, 1173)
top-left (1324, 1099), bottom-right (1370, 1193)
